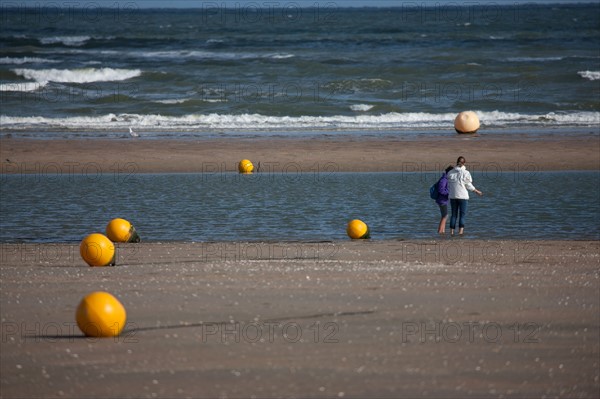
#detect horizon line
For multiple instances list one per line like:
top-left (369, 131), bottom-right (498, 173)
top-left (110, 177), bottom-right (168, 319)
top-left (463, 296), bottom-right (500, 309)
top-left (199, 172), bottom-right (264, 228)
top-left (3, 0), bottom-right (599, 8)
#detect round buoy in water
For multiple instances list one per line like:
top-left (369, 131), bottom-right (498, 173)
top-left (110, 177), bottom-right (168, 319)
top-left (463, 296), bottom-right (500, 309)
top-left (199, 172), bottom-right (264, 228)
top-left (106, 218), bottom-right (140, 243)
top-left (454, 111), bottom-right (480, 134)
top-left (347, 219), bottom-right (370, 239)
top-left (80, 233), bottom-right (115, 267)
top-left (76, 291), bottom-right (126, 338)
top-left (238, 159), bottom-right (254, 174)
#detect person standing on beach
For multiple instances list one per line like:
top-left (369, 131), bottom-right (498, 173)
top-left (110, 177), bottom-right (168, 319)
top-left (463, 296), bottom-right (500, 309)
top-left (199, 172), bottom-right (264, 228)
top-left (435, 165), bottom-right (454, 235)
top-left (447, 156), bottom-right (483, 236)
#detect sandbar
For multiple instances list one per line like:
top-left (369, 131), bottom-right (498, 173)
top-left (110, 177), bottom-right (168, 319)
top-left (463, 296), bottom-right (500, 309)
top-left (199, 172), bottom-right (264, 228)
top-left (1, 132), bottom-right (599, 173)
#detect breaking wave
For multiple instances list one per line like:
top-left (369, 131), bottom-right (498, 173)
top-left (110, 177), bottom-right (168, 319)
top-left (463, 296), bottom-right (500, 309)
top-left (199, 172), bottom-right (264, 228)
top-left (11, 68), bottom-right (142, 84)
top-left (1, 111), bottom-right (598, 132)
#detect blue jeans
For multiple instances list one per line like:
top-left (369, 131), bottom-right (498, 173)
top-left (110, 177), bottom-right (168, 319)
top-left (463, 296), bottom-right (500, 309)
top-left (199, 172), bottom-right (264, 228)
top-left (450, 199), bottom-right (468, 229)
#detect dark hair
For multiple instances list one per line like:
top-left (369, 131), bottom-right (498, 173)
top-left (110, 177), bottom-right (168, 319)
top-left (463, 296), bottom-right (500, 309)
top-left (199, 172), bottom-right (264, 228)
top-left (445, 165), bottom-right (453, 173)
top-left (457, 156), bottom-right (466, 165)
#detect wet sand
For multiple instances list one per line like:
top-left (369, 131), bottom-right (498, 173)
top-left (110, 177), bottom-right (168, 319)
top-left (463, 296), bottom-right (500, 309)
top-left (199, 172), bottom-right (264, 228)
top-left (1, 240), bottom-right (598, 398)
top-left (1, 132), bottom-right (599, 173)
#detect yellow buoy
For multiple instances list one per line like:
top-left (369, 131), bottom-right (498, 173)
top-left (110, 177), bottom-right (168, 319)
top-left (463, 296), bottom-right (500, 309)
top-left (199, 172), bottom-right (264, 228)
top-left (106, 218), bottom-right (141, 243)
top-left (80, 233), bottom-right (116, 267)
top-left (347, 219), bottom-right (371, 239)
top-left (454, 111), bottom-right (480, 134)
top-left (238, 159), bottom-right (254, 174)
top-left (76, 291), bottom-right (127, 338)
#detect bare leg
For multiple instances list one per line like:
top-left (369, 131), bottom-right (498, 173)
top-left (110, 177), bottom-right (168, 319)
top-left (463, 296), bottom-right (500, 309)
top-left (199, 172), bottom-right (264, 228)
top-left (438, 216), bottom-right (447, 234)
top-left (458, 227), bottom-right (464, 235)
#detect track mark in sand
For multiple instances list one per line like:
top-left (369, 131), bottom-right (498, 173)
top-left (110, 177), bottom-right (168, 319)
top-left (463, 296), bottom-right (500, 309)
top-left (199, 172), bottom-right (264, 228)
top-left (31, 310), bottom-right (377, 339)
top-left (264, 310), bottom-right (376, 323)
top-left (125, 310), bottom-right (376, 334)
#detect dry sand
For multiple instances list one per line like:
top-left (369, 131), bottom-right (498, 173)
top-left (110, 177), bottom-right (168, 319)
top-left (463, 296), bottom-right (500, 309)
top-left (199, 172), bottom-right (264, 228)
top-left (1, 133), bottom-right (599, 173)
top-left (1, 240), bottom-right (598, 398)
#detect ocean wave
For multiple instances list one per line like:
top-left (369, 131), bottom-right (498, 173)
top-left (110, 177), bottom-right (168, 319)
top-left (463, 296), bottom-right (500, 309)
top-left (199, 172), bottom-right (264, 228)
top-left (153, 98), bottom-right (191, 104)
top-left (0, 82), bottom-right (48, 92)
top-left (135, 50), bottom-right (245, 60)
top-left (578, 71), bottom-right (600, 81)
top-left (2, 111), bottom-right (598, 132)
top-left (39, 36), bottom-right (91, 46)
top-left (124, 49), bottom-right (294, 61)
top-left (0, 57), bottom-right (59, 65)
top-left (11, 68), bottom-right (142, 84)
top-left (269, 53), bottom-right (295, 59)
top-left (350, 104), bottom-right (374, 112)
top-left (325, 79), bottom-right (393, 93)
top-left (506, 56), bottom-right (564, 62)
top-left (143, 97), bottom-right (227, 105)
top-left (5, 34), bottom-right (29, 39)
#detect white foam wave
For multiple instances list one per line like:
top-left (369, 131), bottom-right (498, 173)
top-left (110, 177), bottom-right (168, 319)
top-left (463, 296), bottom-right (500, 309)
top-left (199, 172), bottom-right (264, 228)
top-left (153, 97), bottom-right (227, 104)
top-left (270, 53), bottom-right (295, 59)
top-left (12, 68), bottom-right (142, 84)
top-left (153, 98), bottom-right (190, 104)
top-left (2, 111), bottom-right (598, 132)
top-left (350, 104), bottom-right (374, 112)
top-left (507, 56), bottom-right (564, 62)
top-left (39, 36), bottom-right (91, 46)
top-left (136, 50), bottom-right (243, 60)
top-left (361, 78), bottom-right (391, 84)
top-left (132, 49), bottom-right (292, 61)
top-left (0, 82), bottom-right (48, 92)
top-left (0, 57), bottom-right (59, 65)
top-left (578, 71), bottom-right (600, 81)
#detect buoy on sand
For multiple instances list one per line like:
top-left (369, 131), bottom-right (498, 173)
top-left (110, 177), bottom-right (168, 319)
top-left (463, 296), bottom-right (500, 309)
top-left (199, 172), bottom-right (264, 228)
top-left (80, 233), bottom-right (116, 267)
top-left (106, 218), bottom-right (141, 243)
top-left (347, 219), bottom-right (371, 239)
top-left (454, 111), bottom-right (480, 134)
top-left (76, 291), bottom-right (127, 337)
top-left (238, 159), bottom-right (254, 174)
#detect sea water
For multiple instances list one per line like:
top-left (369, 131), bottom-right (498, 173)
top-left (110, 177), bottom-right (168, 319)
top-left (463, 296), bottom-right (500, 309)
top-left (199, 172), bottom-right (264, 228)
top-left (1, 171), bottom-right (598, 242)
top-left (1, 3), bottom-right (599, 136)
top-left (1, 4), bottom-right (599, 242)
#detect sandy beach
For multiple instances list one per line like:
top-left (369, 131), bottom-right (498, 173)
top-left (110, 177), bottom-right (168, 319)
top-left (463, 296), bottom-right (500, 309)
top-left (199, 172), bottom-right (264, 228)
top-left (0, 240), bottom-right (598, 398)
top-left (2, 1), bottom-right (599, 396)
top-left (1, 132), bottom-right (599, 398)
top-left (1, 132), bottom-right (599, 174)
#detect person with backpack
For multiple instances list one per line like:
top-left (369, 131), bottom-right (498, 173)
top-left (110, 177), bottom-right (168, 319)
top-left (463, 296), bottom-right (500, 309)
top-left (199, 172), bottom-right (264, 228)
top-left (447, 156), bottom-right (483, 236)
top-left (432, 165), bottom-right (454, 235)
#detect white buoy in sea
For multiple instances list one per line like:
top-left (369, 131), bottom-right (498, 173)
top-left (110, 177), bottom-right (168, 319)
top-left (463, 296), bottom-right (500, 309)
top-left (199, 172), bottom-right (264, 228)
top-left (454, 111), bottom-right (480, 134)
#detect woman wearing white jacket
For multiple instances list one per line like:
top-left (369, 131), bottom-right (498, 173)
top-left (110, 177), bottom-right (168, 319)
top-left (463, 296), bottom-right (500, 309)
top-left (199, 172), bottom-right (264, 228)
top-left (447, 156), bottom-right (483, 236)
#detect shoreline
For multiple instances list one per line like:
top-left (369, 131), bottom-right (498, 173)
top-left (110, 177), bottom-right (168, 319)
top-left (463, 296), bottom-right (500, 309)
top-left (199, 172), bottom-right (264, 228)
top-left (1, 132), bottom-right (599, 173)
top-left (1, 236), bottom-right (599, 245)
